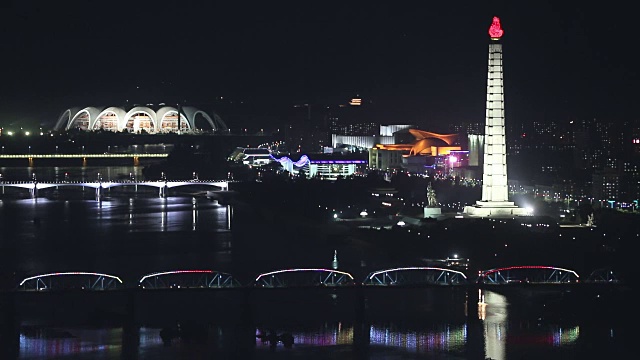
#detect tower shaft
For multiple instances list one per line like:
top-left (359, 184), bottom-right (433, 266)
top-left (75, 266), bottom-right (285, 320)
top-left (481, 43), bottom-right (508, 202)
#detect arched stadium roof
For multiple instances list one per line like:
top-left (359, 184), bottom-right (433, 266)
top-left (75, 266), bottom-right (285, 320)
top-left (54, 105), bottom-right (228, 134)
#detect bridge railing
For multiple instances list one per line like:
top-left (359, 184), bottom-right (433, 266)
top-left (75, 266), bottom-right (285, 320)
top-left (363, 267), bottom-right (468, 286)
top-left (253, 268), bottom-right (356, 288)
top-left (138, 270), bottom-right (242, 289)
top-left (18, 272), bottom-right (124, 291)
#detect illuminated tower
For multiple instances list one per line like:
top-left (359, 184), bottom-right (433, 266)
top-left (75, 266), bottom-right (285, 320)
top-left (482, 16), bottom-right (509, 202)
top-left (464, 17), bottom-right (529, 217)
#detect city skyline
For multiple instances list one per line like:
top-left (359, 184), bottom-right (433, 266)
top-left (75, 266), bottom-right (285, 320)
top-left (1, 1), bottom-right (637, 131)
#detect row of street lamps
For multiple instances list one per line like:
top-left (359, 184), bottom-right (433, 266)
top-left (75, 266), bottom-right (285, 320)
top-left (1, 144), bottom-right (162, 155)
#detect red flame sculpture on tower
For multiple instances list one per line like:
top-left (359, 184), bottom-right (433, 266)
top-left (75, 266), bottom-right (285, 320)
top-left (488, 16), bottom-right (504, 39)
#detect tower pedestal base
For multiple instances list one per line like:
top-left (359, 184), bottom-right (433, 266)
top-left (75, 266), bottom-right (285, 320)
top-left (423, 207), bottom-right (442, 219)
top-left (463, 201), bottom-right (530, 217)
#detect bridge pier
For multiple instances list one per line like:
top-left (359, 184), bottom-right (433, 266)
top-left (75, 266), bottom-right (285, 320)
top-left (465, 287), bottom-right (486, 359)
top-left (30, 184), bottom-right (38, 198)
top-left (95, 186), bottom-right (102, 201)
top-left (159, 184), bottom-right (167, 198)
top-left (122, 289), bottom-right (140, 358)
top-left (234, 287), bottom-right (257, 358)
top-left (353, 285), bottom-right (370, 358)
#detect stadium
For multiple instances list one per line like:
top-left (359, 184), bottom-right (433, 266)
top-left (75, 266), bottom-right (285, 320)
top-left (53, 105), bottom-right (228, 134)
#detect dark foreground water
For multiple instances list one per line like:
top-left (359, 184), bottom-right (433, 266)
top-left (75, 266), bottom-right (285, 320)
top-left (0, 191), bottom-right (632, 359)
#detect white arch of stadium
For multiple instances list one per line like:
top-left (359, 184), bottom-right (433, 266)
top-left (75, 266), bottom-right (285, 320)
top-left (54, 106), bottom-right (228, 134)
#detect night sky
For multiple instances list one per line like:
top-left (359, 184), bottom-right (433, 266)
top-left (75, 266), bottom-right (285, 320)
top-left (1, 1), bottom-right (638, 131)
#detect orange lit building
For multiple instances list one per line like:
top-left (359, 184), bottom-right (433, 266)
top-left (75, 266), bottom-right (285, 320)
top-left (373, 129), bottom-right (461, 156)
top-left (368, 129), bottom-right (465, 173)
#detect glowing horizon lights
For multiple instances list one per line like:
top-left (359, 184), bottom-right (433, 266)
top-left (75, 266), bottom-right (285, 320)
top-left (19, 272), bottom-right (123, 286)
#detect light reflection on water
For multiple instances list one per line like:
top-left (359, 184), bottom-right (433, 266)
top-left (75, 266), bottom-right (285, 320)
top-left (256, 323), bottom-right (354, 347)
top-left (19, 327), bottom-right (123, 359)
top-left (6, 195), bottom-right (231, 233)
top-left (369, 323), bottom-right (467, 355)
top-left (0, 196), bottom-right (234, 282)
top-left (16, 316), bottom-right (585, 360)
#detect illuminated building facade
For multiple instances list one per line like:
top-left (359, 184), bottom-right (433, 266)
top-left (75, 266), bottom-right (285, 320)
top-left (271, 154), bottom-right (367, 180)
top-left (309, 159), bottom-right (367, 180)
top-left (228, 147), bottom-right (272, 166)
top-left (380, 124), bottom-right (413, 136)
top-left (54, 106), bottom-right (228, 134)
top-left (467, 134), bottom-right (484, 167)
top-left (369, 147), bottom-right (405, 171)
top-left (464, 17), bottom-right (529, 217)
top-left (592, 171), bottom-right (620, 202)
top-left (332, 134), bottom-right (395, 149)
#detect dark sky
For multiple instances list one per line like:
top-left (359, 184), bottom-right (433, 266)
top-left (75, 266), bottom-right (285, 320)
top-left (1, 1), bottom-right (638, 131)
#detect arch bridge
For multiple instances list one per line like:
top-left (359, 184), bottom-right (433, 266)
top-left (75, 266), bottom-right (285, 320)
top-left (477, 266), bottom-right (580, 284)
top-left (0, 179), bottom-right (230, 198)
top-left (138, 270), bottom-right (241, 289)
top-left (253, 268), bottom-right (356, 288)
top-left (18, 272), bottom-right (123, 291)
top-left (363, 267), bottom-right (468, 286)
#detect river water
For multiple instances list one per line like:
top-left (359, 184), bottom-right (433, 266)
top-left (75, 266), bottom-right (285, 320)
top-left (0, 166), bottom-right (632, 359)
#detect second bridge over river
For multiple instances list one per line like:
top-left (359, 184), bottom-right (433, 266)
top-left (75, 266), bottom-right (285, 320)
top-left (0, 179), bottom-right (230, 199)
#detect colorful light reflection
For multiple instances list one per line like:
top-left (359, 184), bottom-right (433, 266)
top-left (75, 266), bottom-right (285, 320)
top-left (369, 324), bottom-right (467, 354)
